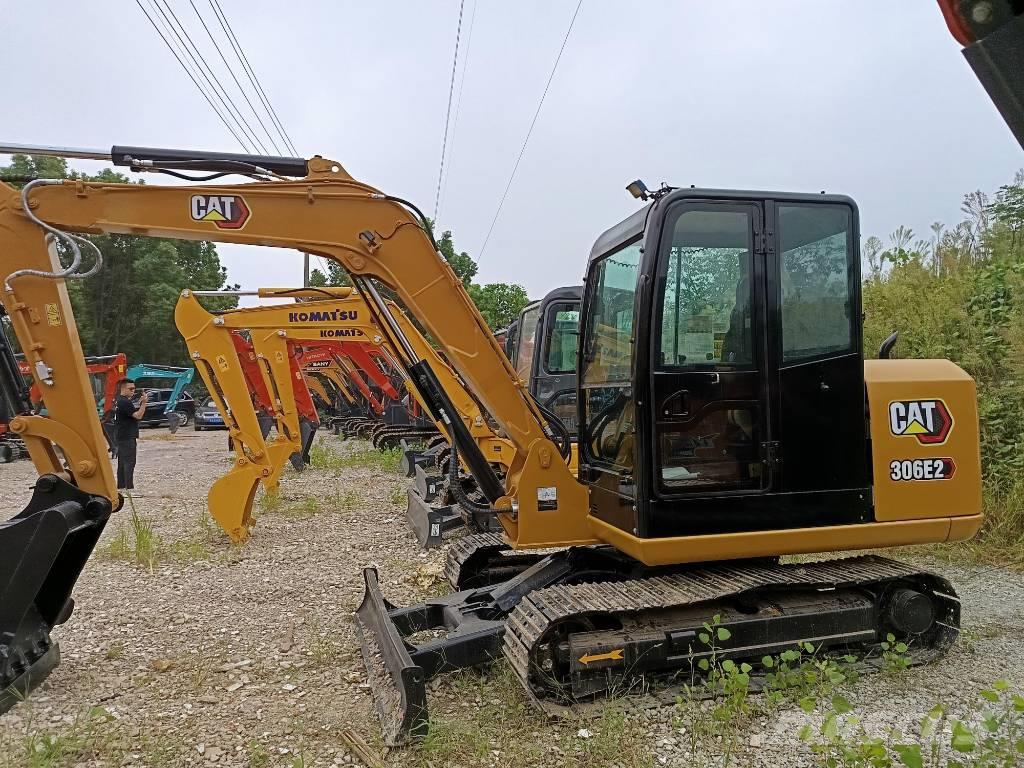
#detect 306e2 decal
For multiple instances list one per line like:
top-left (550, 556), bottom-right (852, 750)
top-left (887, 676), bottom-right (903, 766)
top-left (888, 399), bottom-right (953, 445)
top-left (889, 457), bottom-right (956, 482)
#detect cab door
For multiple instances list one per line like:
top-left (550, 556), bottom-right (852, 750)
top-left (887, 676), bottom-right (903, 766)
top-left (650, 202), bottom-right (770, 500)
top-left (768, 201), bottom-right (867, 493)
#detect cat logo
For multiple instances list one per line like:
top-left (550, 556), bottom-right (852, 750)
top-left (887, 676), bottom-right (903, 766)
top-left (190, 194), bottom-right (250, 230)
top-left (888, 399), bottom-right (953, 445)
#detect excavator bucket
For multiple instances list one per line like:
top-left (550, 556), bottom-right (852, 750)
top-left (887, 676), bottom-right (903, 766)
top-left (1, 475), bottom-right (112, 712)
top-left (210, 439), bottom-right (292, 542)
top-left (206, 466), bottom-right (263, 543)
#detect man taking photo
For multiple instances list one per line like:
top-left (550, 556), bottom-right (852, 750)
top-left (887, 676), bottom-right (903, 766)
top-left (113, 378), bottom-right (147, 492)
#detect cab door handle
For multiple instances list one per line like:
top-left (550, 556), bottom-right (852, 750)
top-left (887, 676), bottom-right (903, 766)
top-left (662, 390), bottom-right (690, 416)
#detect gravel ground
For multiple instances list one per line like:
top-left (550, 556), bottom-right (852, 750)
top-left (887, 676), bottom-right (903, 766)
top-left (0, 429), bottom-right (1022, 767)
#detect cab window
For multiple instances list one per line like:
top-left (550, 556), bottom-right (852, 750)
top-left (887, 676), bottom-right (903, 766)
top-left (515, 305), bottom-right (540, 383)
top-left (778, 205), bottom-right (854, 362)
top-left (543, 304), bottom-right (580, 374)
top-left (657, 210), bottom-right (753, 368)
top-left (581, 241), bottom-right (641, 471)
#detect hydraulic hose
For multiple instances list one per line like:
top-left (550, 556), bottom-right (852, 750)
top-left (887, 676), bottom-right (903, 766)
top-left (533, 396), bottom-right (572, 463)
top-left (447, 439), bottom-right (495, 517)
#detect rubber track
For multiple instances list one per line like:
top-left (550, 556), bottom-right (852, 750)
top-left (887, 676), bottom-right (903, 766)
top-left (371, 426), bottom-right (440, 450)
top-left (445, 532), bottom-right (508, 588)
top-left (503, 555), bottom-right (958, 709)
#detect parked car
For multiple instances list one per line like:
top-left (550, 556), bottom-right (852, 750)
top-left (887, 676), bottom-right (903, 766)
top-left (138, 388), bottom-right (196, 428)
top-left (194, 398), bottom-right (227, 431)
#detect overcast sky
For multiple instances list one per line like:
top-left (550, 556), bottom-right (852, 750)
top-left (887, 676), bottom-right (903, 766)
top-left (3, 1), bottom-right (1020, 306)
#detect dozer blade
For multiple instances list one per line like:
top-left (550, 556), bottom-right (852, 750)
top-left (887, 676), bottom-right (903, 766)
top-left (353, 568), bottom-right (428, 746)
top-left (1, 475), bottom-right (112, 712)
top-left (405, 488), bottom-right (462, 549)
top-left (207, 466), bottom-right (262, 543)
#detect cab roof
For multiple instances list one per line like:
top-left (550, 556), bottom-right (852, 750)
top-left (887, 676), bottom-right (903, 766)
top-left (587, 187), bottom-right (858, 264)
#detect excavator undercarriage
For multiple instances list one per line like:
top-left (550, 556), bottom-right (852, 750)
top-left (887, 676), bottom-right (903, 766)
top-left (357, 545), bottom-right (958, 745)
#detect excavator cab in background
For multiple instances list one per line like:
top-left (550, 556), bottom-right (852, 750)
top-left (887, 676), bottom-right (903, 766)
top-left (503, 319), bottom-right (518, 363)
top-left (513, 286), bottom-right (581, 434)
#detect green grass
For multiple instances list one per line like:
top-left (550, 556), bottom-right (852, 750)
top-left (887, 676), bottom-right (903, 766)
top-left (308, 439), bottom-right (402, 472)
top-left (1, 707), bottom-right (120, 768)
top-left (104, 502), bottom-right (213, 568)
top-left (256, 489), bottom-right (361, 519)
top-left (304, 620), bottom-right (343, 668)
top-left (105, 499), bottom-right (162, 571)
top-left (406, 663), bottom-right (654, 768)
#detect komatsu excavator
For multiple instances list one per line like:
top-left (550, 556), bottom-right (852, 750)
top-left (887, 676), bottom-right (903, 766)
top-left (0, 0), bottom-right (1017, 736)
top-left (177, 288), bottom-right (554, 546)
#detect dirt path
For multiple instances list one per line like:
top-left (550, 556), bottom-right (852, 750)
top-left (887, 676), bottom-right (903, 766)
top-left (1, 430), bottom-right (1022, 767)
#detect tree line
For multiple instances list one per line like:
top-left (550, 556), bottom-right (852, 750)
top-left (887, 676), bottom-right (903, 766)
top-left (862, 170), bottom-right (1024, 560)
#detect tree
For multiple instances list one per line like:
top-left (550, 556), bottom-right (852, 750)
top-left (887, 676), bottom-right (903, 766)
top-left (0, 155), bottom-right (238, 366)
top-left (468, 283), bottom-right (530, 330)
top-left (308, 260), bottom-right (352, 287)
top-left (435, 227), bottom-right (478, 286)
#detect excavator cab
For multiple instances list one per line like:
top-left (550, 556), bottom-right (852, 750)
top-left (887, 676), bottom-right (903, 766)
top-left (514, 286), bottom-right (581, 434)
top-left (581, 190), bottom-right (871, 538)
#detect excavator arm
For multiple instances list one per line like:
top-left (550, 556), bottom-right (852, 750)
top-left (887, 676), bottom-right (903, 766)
top-left (939, 0), bottom-right (1024, 148)
top-left (176, 289), bottom-right (525, 540)
top-left (0, 220), bottom-right (118, 711)
top-left (1, 165), bottom-right (587, 548)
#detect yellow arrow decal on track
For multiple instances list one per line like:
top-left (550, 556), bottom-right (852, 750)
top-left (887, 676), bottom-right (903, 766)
top-left (578, 649), bottom-right (624, 665)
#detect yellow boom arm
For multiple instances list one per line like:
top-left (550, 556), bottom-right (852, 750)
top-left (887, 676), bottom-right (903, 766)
top-left (1, 163), bottom-right (592, 552)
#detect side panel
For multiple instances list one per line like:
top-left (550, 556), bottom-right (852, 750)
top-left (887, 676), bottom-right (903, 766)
top-left (866, 359), bottom-right (982, 522)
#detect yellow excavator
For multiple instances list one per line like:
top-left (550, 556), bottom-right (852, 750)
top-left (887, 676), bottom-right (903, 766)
top-left (176, 288), bottom-right (556, 546)
top-left (0, 143), bottom-right (983, 735)
top-left (0, 0), bottom-right (1017, 736)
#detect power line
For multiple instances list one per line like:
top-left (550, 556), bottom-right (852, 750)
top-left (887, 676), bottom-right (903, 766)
top-left (134, 0), bottom-right (250, 151)
top-left (151, 0), bottom-right (268, 154)
top-left (436, 0), bottom-right (478, 223)
top-left (210, 0), bottom-right (298, 156)
top-left (188, 0), bottom-right (283, 155)
top-left (478, 0), bottom-right (583, 261)
top-left (433, 0), bottom-right (466, 223)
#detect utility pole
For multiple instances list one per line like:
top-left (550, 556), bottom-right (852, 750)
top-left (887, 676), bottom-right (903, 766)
top-left (303, 252), bottom-right (310, 287)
